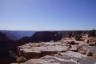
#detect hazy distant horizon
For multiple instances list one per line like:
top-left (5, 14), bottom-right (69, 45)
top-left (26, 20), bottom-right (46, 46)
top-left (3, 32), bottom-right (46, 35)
top-left (0, 29), bottom-right (95, 31)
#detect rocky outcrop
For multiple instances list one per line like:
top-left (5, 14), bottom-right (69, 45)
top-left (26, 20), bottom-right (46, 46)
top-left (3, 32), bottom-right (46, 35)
top-left (17, 42), bottom-right (69, 59)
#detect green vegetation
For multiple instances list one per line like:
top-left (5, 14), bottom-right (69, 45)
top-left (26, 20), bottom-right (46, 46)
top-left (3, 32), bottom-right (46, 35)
top-left (75, 34), bottom-right (82, 41)
top-left (89, 30), bottom-right (96, 37)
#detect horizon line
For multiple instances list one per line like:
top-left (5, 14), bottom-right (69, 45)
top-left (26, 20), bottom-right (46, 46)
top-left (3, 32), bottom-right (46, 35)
top-left (0, 29), bottom-right (95, 31)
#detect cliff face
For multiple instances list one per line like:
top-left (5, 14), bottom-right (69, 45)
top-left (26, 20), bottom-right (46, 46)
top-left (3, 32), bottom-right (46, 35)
top-left (31, 31), bottom-right (62, 42)
top-left (16, 31), bottom-right (63, 44)
top-left (16, 31), bottom-right (88, 44)
top-left (0, 32), bottom-right (16, 57)
top-left (0, 32), bottom-right (9, 56)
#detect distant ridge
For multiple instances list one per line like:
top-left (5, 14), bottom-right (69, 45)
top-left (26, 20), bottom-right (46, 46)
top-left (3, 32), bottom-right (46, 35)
top-left (0, 30), bottom-right (90, 40)
top-left (0, 30), bottom-right (36, 40)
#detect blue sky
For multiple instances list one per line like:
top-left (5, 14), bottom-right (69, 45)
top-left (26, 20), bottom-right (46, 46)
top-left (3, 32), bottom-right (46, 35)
top-left (0, 0), bottom-right (96, 30)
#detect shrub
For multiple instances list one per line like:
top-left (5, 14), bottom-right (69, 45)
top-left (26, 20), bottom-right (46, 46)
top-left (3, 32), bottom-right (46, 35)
top-left (89, 30), bottom-right (96, 37)
top-left (16, 56), bottom-right (27, 63)
top-left (75, 34), bottom-right (82, 41)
